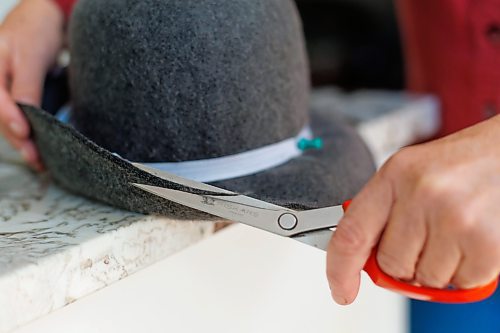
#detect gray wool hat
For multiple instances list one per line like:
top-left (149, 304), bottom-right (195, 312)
top-left (22, 0), bottom-right (375, 219)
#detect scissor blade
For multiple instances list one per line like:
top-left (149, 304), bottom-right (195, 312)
top-left (291, 230), bottom-right (333, 251)
top-left (132, 163), bottom-right (235, 194)
top-left (288, 206), bottom-right (344, 250)
top-left (296, 205), bottom-right (344, 231)
top-left (132, 183), bottom-right (291, 236)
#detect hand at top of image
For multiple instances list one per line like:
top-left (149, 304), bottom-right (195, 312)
top-left (0, 0), bottom-right (65, 170)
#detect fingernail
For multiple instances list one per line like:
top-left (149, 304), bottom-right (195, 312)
top-left (331, 291), bottom-right (349, 305)
top-left (9, 122), bottom-right (24, 137)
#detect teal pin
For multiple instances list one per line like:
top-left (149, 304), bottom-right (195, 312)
top-left (297, 137), bottom-right (323, 151)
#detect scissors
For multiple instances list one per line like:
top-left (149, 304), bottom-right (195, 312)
top-left (131, 163), bottom-right (498, 303)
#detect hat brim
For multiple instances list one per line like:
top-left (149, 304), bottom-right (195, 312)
top-left (21, 104), bottom-right (375, 219)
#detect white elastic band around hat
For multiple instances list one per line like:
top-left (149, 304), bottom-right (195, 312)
top-left (142, 126), bottom-right (318, 183)
top-left (55, 106), bottom-right (322, 183)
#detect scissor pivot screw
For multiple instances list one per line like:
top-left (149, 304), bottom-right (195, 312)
top-left (278, 213), bottom-right (298, 230)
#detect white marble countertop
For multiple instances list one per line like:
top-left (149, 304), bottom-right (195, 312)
top-left (0, 141), bottom-right (213, 333)
top-left (0, 90), bottom-right (439, 332)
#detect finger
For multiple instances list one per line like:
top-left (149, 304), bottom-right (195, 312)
top-left (0, 120), bottom-right (41, 167)
top-left (31, 159), bottom-right (45, 172)
top-left (452, 256), bottom-right (500, 289)
top-left (414, 228), bottom-right (461, 289)
top-left (0, 39), bottom-right (11, 89)
top-left (377, 199), bottom-right (426, 281)
top-left (0, 122), bottom-right (24, 149)
top-left (451, 225), bottom-right (500, 289)
top-left (0, 88), bottom-right (30, 139)
top-left (0, 45), bottom-right (30, 140)
top-left (327, 170), bottom-right (394, 305)
top-left (10, 53), bottom-right (45, 106)
top-left (19, 142), bottom-right (44, 171)
top-left (0, 50), bottom-right (43, 166)
top-left (0, 108), bottom-right (43, 169)
top-left (19, 140), bottom-right (41, 166)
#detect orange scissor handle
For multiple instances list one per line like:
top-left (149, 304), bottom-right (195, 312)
top-left (342, 200), bottom-right (499, 303)
top-left (363, 249), bottom-right (498, 303)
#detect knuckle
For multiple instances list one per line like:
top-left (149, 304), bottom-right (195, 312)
top-left (415, 269), bottom-right (449, 289)
top-left (381, 148), bottom-right (413, 178)
top-left (412, 169), bottom-right (457, 207)
top-left (423, 198), bottom-right (477, 234)
top-left (331, 217), bottom-right (367, 255)
top-left (447, 207), bottom-right (477, 234)
top-left (377, 248), bottom-right (414, 280)
top-left (413, 175), bottom-right (443, 201)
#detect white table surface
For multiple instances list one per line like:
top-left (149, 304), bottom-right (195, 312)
top-left (13, 224), bottom-right (407, 333)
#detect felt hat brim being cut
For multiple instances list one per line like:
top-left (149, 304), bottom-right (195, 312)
top-left (21, 104), bottom-right (375, 219)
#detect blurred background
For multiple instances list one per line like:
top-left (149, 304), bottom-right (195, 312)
top-left (295, 0), bottom-right (403, 90)
top-left (0, 0), bottom-right (17, 22)
top-left (1, 0), bottom-right (404, 91)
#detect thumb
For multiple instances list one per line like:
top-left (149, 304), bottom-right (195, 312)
top-left (327, 170), bottom-right (394, 305)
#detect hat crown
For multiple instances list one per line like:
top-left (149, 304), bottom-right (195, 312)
top-left (69, 0), bottom-right (310, 162)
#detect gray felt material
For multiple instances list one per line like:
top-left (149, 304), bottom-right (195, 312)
top-left (69, 0), bottom-right (309, 162)
top-left (22, 104), bottom-right (375, 217)
top-left (20, 0), bottom-right (376, 219)
top-left (22, 104), bottom-right (218, 220)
